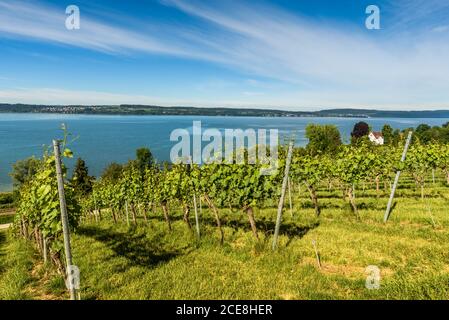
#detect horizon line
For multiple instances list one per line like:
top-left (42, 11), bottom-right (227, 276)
top-left (2, 102), bottom-right (449, 114)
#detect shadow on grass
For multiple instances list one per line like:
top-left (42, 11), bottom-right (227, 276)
top-left (225, 217), bottom-right (319, 238)
top-left (145, 212), bottom-right (319, 239)
top-left (78, 226), bottom-right (182, 269)
top-left (386, 201), bottom-right (398, 217)
top-left (0, 214), bottom-right (14, 225)
top-left (0, 231), bottom-right (5, 246)
top-left (294, 200), bottom-right (389, 211)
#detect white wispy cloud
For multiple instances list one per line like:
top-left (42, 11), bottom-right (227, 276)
top-left (1, 0), bottom-right (449, 109)
top-left (384, 0), bottom-right (449, 33)
top-left (433, 25), bottom-right (449, 33)
top-left (161, 0), bottom-right (449, 108)
top-left (0, 0), bottom-right (217, 60)
top-left (0, 88), bottom-right (161, 105)
top-left (0, 87), bottom-right (276, 108)
top-left (2, 86), bottom-right (448, 110)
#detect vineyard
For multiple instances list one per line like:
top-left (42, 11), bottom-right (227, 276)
top-left (1, 133), bottom-right (449, 299)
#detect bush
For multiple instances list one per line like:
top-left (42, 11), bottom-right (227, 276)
top-left (0, 193), bottom-right (14, 206)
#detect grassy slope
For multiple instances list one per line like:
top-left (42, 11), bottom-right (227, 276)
top-left (0, 192), bottom-right (15, 211)
top-left (3, 182), bottom-right (449, 300)
top-left (66, 184), bottom-right (449, 300)
top-left (0, 230), bottom-right (64, 300)
top-left (0, 231), bottom-right (35, 299)
top-left (0, 214), bottom-right (14, 225)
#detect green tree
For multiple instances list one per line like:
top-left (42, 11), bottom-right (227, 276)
top-left (392, 129), bottom-right (401, 145)
top-left (439, 126), bottom-right (449, 143)
top-left (71, 158), bottom-right (94, 196)
top-left (381, 124), bottom-right (394, 145)
top-left (10, 157), bottom-right (41, 188)
top-left (416, 124), bottom-right (431, 135)
top-left (135, 147), bottom-right (154, 174)
top-left (415, 124), bottom-right (434, 144)
top-left (351, 121), bottom-right (369, 144)
top-left (305, 124), bottom-right (342, 155)
top-left (101, 162), bottom-right (123, 182)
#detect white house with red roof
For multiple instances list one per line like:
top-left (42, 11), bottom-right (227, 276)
top-left (369, 131), bottom-right (384, 145)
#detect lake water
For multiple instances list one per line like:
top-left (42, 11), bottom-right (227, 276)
top-left (1, 113), bottom-right (448, 191)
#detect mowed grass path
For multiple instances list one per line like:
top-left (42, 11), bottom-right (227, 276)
top-left (3, 184), bottom-right (449, 300)
top-left (0, 229), bottom-right (36, 299)
top-left (64, 185), bottom-right (449, 300)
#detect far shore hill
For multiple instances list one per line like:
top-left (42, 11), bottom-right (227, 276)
top-left (2, 103), bottom-right (449, 118)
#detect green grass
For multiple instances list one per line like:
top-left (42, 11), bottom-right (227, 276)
top-left (3, 182), bottom-right (449, 300)
top-left (0, 214), bottom-right (14, 225)
top-left (0, 231), bottom-right (35, 300)
top-left (63, 185), bottom-right (449, 300)
top-left (0, 192), bottom-right (15, 210)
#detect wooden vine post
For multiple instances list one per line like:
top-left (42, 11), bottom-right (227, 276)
top-left (288, 177), bottom-right (293, 217)
top-left (93, 192), bottom-right (98, 223)
top-left (193, 194), bottom-right (200, 238)
top-left (125, 200), bottom-right (130, 227)
top-left (43, 237), bottom-right (48, 264)
top-left (53, 140), bottom-right (76, 300)
top-left (272, 141), bottom-right (294, 250)
top-left (312, 239), bottom-right (322, 269)
top-left (383, 131), bottom-right (413, 223)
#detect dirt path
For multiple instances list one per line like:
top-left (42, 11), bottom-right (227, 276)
top-left (0, 210), bottom-right (15, 230)
top-left (0, 210), bottom-right (15, 216)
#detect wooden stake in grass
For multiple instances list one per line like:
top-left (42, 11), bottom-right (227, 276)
top-left (125, 200), bottom-right (130, 227)
top-left (131, 204), bottom-right (138, 226)
top-left (43, 236), bottom-right (48, 264)
top-left (111, 207), bottom-right (118, 224)
top-left (53, 140), bottom-right (76, 300)
top-left (203, 195), bottom-right (224, 245)
top-left (384, 131), bottom-right (413, 223)
top-left (288, 177), bottom-right (293, 218)
top-left (193, 194), bottom-right (200, 238)
top-left (139, 203), bottom-right (148, 224)
top-left (246, 206), bottom-right (259, 240)
top-left (162, 202), bottom-right (172, 231)
top-left (93, 192), bottom-right (99, 223)
top-left (348, 186), bottom-right (359, 220)
top-left (272, 141), bottom-right (294, 251)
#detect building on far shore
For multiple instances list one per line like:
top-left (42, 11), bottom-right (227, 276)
top-left (369, 132), bottom-right (384, 145)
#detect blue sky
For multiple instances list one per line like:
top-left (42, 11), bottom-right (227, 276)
top-left (1, 0), bottom-right (449, 110)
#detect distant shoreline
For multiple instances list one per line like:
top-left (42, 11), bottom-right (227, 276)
top-left (2, 103), bottom-right (449, 119)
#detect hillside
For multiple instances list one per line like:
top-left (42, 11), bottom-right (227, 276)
top-left (2, 103), bottom-right (449, 118)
